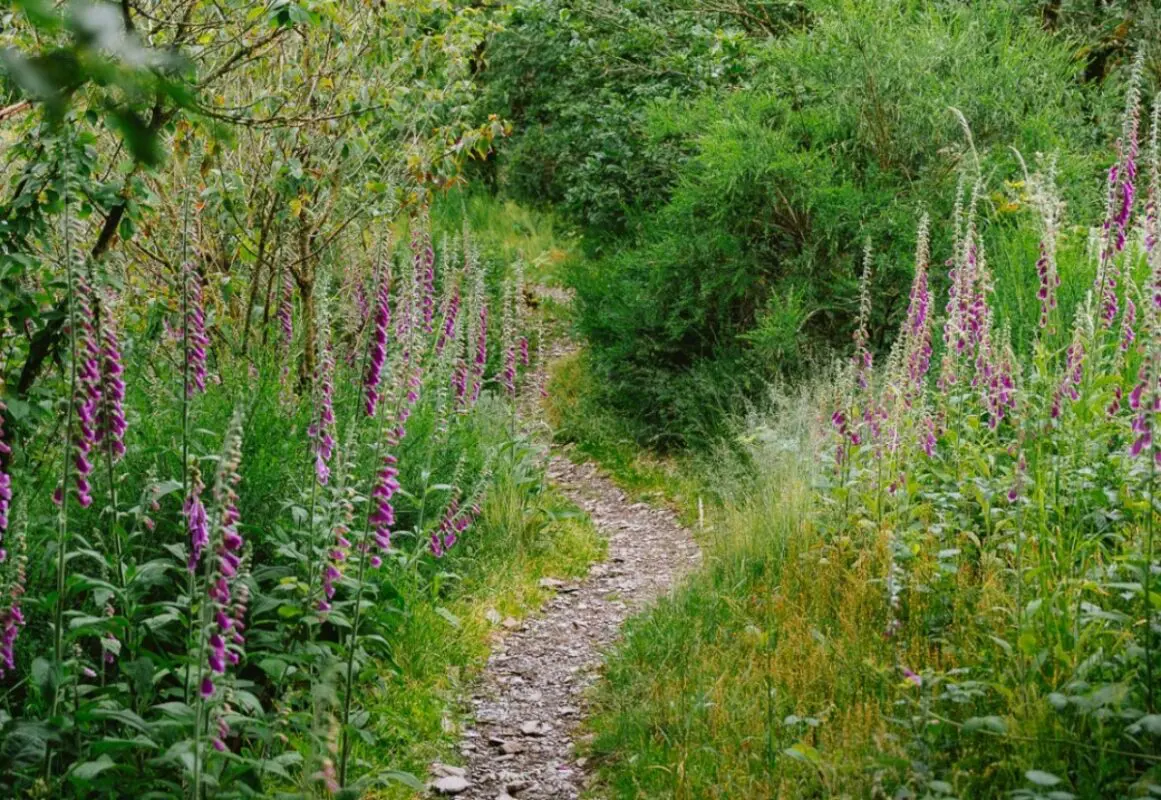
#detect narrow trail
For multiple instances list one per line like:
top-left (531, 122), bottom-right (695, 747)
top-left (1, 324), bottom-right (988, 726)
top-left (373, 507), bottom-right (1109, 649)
top-left (429, 292), bottom-right (700, 799)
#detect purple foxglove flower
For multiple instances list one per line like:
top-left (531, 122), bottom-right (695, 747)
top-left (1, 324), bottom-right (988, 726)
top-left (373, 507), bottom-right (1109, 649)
top-left (1035, 240), bottom-right (1060, 329)
top-left (63, 278), bottom-right (102, 508)
top-left (185, 263), bottom-right (209, 396)
top-left (1051, 327), bottom-right (1086, 419)
top-left (184, 469), bottom-right (209, 572)
top-left (0, 531), bottom-right (26, 677)
top-left (471, 304), bottom-right (488, 405)
top-left (209, 633), bottom-right (226, 673)
top-left (95, 316), bottom-right (128, 461)
top-left (0, 401), bottom-right (10, 542)
top-left (364, 277), bottom-right (392, 417)
top-left (436, 287), bottom-right (460, 356)
top-left (431, 499), bottom-right (461, 558)
top-left (1108, 385), bottom-right (1123, 417)
top-left (500, 346), bottom-right (517, 396)
top-left (198, 413), bottom-right (248, 687)
top-left (1121, 295), bottom-right (1137, 352)
top-left (368, 454), bottom-right (400, 559)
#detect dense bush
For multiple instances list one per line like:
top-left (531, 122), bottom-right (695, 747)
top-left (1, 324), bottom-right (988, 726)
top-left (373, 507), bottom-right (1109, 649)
top-left (473, 0), bottom-right (789, 240)
top-left (568, 0), bottom-right (1124, 445)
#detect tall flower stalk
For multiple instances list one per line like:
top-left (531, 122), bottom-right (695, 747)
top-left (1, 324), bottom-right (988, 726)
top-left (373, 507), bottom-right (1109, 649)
top-left (191, 409), bottom-right (247, 797)
top-left (0, 402), bottom-right (22, 678)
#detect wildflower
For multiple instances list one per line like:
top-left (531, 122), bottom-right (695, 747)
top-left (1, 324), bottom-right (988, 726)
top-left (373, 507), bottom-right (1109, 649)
top-left (1029, 157), bottom-right (1063, 331)
top-left (0, 530), bottom-right (27, 677)
top-left (436, 286), bottom-right (460, 356)
top-left (901, 667), bottom-right (922, 687)
top-left (212, 710), bottom-right (230, 752)
top-left (184, 463), bottom-right (209, 572)
top-left (500, 345), bottom-right (517, 397)
top-left (364, 273), bottom-right (392, 417)
top-left (1129, 345), bottom-right (1161, 460)
top-left (1036, 243), bottom-right (1059, 329)
top-left (431, 498), bottom-right (472, 558)
top-left (1008, 451), bottom-right (1027, 503)
top-left (315, 759), bottom-right (340, 794)
top-left (985, 337), bottom-right (1016, 430)
top-left (63, 277), bottom-right (101, 509)
top-left (1122, 293), bottom-right (1138, 353)
top-left (920, 413), bottom-right (937, 458)
top-left (1146, 97), bottom-right (1160, 260)
top-left (96, 316), bottom-right (128, 460)
top-left (368, 454), bottom-right (400, 558)
top-left (186, 263), bottom-right (209, 396)
top-left (1108, 386), bottom-right (1124, 417)
top-left (1051, 318), bottom-right (1086, 419)
top-left (939, 178), bottom-right (984, 390)
top-left (0, 402), bottom-right (10, 548)
top-left (1096, 53), bottom-right (1145, 326)
top-left (102, 602), bottom-right (118, 665)
top-left (471, 303), bottom-right (488, 405)
top-left (321, 490), bottom-right (355, 612)
top-left (903, 216), bottom-right (933, 395)
top-left (199, 412), bottom-right (246, 688)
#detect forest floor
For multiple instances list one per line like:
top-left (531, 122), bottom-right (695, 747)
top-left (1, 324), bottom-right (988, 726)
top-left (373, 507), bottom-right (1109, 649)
top-left (427, 294), bottom-right (700, 799)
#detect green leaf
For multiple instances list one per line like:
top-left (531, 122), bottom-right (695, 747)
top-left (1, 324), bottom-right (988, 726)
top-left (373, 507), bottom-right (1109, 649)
top-left (153, 702), bottom-right (195, 722)
top-left (89, 708), bottom-right (151, 735)
top-left (783, 742), bottom-right (821, 765)
top-left (1026, 770), bottom-right (1063, 787)
top-left (68, 755), bottom-right (116, 782)
top-left (31, 657), bottom-right (53, 691)
top-left (435, 606), bottom-right (461, 628)
top-left (963, 716), bottom-right (1007, 734)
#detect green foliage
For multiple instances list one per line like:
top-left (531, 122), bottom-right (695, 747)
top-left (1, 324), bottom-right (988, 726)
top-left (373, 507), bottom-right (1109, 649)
top-left (474, 0), bottom-right (787, 238)
top-left (569, 0), bottom-right (1119, 445)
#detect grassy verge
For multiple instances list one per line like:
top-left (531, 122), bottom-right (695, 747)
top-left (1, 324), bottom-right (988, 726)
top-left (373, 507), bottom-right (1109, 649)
top-left (578, 401), bottom-right (902, 798)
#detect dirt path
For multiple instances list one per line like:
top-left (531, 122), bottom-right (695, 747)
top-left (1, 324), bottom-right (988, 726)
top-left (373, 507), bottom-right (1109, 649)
top-left (429, 300), bottom-right (700, 799)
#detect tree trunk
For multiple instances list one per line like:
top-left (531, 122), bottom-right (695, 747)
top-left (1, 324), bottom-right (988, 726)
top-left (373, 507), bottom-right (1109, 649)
top-left (241, 198), bottom-right (276, 355)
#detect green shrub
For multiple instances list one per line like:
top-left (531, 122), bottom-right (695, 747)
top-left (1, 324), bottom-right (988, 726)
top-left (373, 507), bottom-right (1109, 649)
top-left (570, 0), bottom-right (1120, 444)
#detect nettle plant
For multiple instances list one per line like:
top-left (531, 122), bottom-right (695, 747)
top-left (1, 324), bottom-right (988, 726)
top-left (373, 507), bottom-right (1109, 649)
top-left (829, 60), bottom-right (1161, 796)
top-left (0, 153), bottom-right (537, 796)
